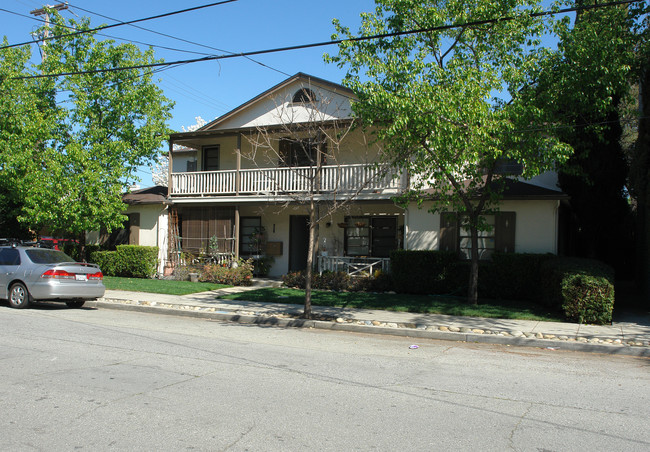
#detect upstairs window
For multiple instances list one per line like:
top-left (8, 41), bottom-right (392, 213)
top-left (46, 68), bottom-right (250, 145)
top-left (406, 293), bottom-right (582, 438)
top-left (279, 138), bottom-right (327, 167)
top-left (292, 88), bottom-right (317, 103)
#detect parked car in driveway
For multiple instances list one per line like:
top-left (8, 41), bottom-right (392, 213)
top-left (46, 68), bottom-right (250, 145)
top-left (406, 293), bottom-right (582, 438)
top-left (0, 245), bottom-right (105, 309)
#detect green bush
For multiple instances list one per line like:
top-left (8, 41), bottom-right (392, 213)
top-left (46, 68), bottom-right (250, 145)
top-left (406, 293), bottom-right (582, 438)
top-left (313, 271), bottom-right (351, 291)
top-left (561, 274), bottom-right (615, 324)
top-left (282, 271), bottom-right (307, 288)
top-left (200, 259), bottom-right (253, 285)
top-left (90, 250), bottom-right (122, 276)
top-left (116, 245), bottom-right (159, 278)
top-left (89, 245), bottom-right (158, 278)
top-left (540, 257), bottom-right (615, 324)
top-left (479, 253), bottom-right (555, 301)
top-left (390, 250), bottom-right (460, 294)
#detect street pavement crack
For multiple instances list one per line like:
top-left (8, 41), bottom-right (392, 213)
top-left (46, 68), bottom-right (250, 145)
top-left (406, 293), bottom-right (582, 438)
top-left (508, 402), bottom-right (533, 451)
top-left (221, 425), bottom-right (255, 451)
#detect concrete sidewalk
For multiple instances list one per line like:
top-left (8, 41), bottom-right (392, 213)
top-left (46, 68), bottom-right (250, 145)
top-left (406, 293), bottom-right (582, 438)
top-left (91, 280), bottom-right (650, 357)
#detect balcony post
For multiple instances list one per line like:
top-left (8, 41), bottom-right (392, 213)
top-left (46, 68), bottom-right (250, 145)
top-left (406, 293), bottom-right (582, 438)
top-left (168, 139), bottom-right (173, 195)
top-left (234, 206), bottom-right (240, 259)
top-left (236, 133), bottom-right (241, 196)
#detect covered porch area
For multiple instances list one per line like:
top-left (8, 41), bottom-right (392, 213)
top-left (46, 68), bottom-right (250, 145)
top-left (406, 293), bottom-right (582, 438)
top-left (167, 200), bottom-right (404, 278)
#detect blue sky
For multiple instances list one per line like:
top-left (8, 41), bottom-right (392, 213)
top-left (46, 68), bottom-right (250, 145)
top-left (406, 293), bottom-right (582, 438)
top-left (3, 0), bottom-right (568, 187)
top-left (2, 0), bottom-right (378, 186)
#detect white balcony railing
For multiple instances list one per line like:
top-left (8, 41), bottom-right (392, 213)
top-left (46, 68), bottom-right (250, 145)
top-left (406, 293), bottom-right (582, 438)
top-left (170, 164), bottom-right (406, 196)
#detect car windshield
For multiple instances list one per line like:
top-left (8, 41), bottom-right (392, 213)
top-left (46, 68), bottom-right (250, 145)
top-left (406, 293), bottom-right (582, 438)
top-left (25, 249), bottom-right (76, 264)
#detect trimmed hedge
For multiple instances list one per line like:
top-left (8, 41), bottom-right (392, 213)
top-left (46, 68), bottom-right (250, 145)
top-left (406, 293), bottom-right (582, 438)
top-left (90, 245), bottom-right (159, 278)
top-left (390, 250), bottom-right (459, 294)
top-left (540, 257), bottom-right (615, 324)
top-left (479, 253), bottom-right (556, 301)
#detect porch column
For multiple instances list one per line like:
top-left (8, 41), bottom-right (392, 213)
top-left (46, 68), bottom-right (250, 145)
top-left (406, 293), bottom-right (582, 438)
top-left (168, 139), bottom-right (174, 194)
top-left (234, 206), bottom-right (240, 259)
top-left (236, 133), bottom-right (241, 196)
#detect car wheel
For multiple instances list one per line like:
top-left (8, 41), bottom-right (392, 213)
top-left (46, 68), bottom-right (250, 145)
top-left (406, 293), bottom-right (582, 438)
top-left (8, 282), bottom-right (30, 309)
top-left (65, 300), bottom-right (85, 309)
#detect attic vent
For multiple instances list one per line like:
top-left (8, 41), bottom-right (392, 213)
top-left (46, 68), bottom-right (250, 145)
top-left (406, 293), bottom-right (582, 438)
top-left (292, 88), bottom-right (317, 103)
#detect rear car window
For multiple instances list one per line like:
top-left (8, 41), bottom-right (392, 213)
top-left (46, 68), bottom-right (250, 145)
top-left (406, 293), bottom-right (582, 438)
top-left (25, 249), bottom-right (76, 264)
top-left (0, 248), bottom-right (21, 265)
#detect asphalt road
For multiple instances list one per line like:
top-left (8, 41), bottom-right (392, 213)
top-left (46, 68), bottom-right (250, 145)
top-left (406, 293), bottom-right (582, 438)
top-left (1, 303), bottom-right (649, 451)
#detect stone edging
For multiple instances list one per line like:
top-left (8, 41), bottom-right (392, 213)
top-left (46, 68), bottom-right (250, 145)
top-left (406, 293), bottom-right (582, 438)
top-left (95, 298), bottom-right (650, 357)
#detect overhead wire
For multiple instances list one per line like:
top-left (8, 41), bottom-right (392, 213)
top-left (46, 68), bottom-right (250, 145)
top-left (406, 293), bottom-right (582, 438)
top-left (64, 2), bottom-right (291, 76)
top-left (0, 0), bottom-right (239, 51)
top-left (10, 0), bottom-right (643, 81)
top-left (0, 6), bottom-right (217, 56)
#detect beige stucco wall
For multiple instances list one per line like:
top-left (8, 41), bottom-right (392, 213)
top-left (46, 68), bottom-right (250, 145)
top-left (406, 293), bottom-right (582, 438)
top-left (171, 151), bottom-right (197, 173)
top-left (405, 199), bottom-right (559, 254)
top-left (124, 204), bottom-right (168, 274)
top-left (214, 80), bottom-right (353, 130)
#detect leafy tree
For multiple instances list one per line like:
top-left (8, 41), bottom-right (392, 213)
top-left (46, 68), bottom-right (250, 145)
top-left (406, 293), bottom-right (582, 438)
top-left (527, 1), bottom-right (638, 274)
top-left (17, 11), bottom-right (173, 252)
top-left (327, 0), bottom-right (572, 304)
top-left (628, 2), bottom-right (650, 294)
top-left (0, 40), bottom-right (52, 239)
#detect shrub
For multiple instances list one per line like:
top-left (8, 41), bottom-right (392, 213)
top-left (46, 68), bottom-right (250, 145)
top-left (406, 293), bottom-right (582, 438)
top-left (313, 271), bottom-right (350, 291)
top-left (90, 250), bottom-right (121, 276)
top-left (561, 274), bottom-right (615, 324)
top-left (116, 245), bottom-right (159, 278)
top-left (281, 270), bottom-right (392, 293)
top-left (89, 245), bottom-right (158, 278)
top-left (540, 257), bottom-right (615, 324)
top-left (479, 253), bottom-right (556, 301)
top-left (282, 271), bottom-right (307, 288)
top-left (390, 250), bottom-right (459, 294)
top-left (199, 259), bottom-right (253, 286)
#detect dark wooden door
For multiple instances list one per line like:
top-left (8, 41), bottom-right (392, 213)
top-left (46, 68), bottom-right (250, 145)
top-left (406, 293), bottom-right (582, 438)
top-left (371, 217), bottom-right (397, 258)
top-left (289, 216), bottom-right (309, 272)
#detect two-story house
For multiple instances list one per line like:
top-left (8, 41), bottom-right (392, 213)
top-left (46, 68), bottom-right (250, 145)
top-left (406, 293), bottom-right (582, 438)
top-left (165, 73), bottom-right (567, 277)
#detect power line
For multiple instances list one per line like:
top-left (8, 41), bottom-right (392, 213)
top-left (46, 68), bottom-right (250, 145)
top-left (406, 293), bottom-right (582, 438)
top-left (65, 2), bottom-right (291, 76)
top-left (0, 6), bottom-right (217, 56)
top-left (12, 0), bottom-right (642, 81)
top-left (0, 0), bottom-right (239, 51)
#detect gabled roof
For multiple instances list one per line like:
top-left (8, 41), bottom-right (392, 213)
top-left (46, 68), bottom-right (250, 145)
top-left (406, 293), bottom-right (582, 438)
top-left (198, 72), bottom-right (355, 132)
top-left (123, 186), bottom-right (168, 205)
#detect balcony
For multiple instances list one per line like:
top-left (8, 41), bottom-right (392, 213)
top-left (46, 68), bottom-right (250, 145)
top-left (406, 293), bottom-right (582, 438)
top-left (170, 164), bottom-right (406, 197)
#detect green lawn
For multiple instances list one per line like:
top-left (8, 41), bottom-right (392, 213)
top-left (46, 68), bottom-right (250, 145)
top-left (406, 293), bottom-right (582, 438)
top-left (103, 276), bottom-right (229, 296)
top-left (103, 277), bottom-right (562, 321)
top-left (219, 287), bottom-right (564, 322)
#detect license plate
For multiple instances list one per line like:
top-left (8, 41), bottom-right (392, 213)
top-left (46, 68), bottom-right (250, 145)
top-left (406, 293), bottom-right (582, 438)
top-left (75, 274), bottom-right (88, 281)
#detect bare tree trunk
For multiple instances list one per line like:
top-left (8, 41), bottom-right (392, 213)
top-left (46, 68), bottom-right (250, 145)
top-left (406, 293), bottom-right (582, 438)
top-left (303, 199), bottom-right (318, 319)
top-left (468, 223), bottom-right (479, 305)
top-left (77, 232), bottom-right (87, 262)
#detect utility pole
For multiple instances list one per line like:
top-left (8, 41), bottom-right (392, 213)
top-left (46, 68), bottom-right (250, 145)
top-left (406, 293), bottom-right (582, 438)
top-left (30, 3), bottom-right (68, 64)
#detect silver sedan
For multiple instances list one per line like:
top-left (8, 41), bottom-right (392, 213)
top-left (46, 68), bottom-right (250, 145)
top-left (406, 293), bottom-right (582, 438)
top-left (0, 246), bottom-right (105, 309)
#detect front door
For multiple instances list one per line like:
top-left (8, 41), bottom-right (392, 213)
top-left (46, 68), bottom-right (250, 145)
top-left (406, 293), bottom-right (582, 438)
top-left (289, 216), bottom-right (309, 272)
top-left (371, 217), bottom-right (397, 258)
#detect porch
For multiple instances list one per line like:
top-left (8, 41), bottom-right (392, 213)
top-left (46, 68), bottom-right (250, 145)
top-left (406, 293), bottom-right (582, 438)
top-left (170, 163), bottom-right (406, 197)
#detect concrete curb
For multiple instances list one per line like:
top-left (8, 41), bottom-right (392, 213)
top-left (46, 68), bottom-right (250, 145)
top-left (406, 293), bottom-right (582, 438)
top-left (94, 300), bottom-right (650, 358)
